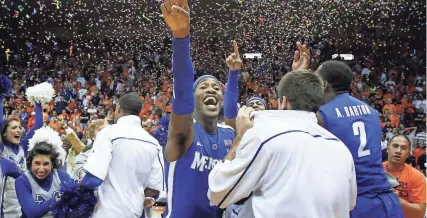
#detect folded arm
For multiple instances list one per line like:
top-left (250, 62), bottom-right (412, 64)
top-left (208, 134), bottom-right (267, 208)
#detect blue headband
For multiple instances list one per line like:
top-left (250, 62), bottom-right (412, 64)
top-left (192, 75), bottom-right (220, 92)
top-left (246, 97), bottom-right (266, 108)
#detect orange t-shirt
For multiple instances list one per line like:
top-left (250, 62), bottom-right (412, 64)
top-left (382, 162), bottom-right (426, 213)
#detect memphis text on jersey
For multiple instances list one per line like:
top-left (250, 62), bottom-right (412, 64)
top-left (334, 105), bottom-right (372, 118)
top-left (191, 151), bottom-right (222, 172)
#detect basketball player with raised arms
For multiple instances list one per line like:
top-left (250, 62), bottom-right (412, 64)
top-left (160, 0), bottom-right (239, 217)
top-left (292, 47), bottom-right (404, 218)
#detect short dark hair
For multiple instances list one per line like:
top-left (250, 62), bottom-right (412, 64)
top-left (278, 70), bottom-right (324, 113)
top-left (26, 142), bottom-right (60, 170)
top-left (316, 60), bottom-right (353, 92)
top-left (119, 93), bottom-right (143, 116)
top-left (388, 134), bottom-right (411, 146)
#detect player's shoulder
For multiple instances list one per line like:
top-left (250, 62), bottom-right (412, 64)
top-left (217, 123), bottom-right (235, 133)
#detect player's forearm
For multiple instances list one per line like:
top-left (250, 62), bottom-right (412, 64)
top-left (172, 36), bottom-right (195, 115)
top-left (399, 198), bottom-right (426, 218)
top-left (224, 135), bottom-right (243, 161)
top-left (224, 70), bottom-right (239, 120)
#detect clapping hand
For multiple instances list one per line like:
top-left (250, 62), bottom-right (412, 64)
top-left (160, 0), bottom-right (190, 39)
top-left (292, 42), bottom-right (311, 71)
top-left (226, 40), bottom-right (242, 71)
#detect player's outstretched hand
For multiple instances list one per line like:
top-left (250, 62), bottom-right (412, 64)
top-left (160, 0), bottom-right (190, 39)
top-left (292, 42), bottom-right (311, 71)
top-left (236, 106), bottom-right (254, 137)
top-left (226, 40), bottom-right (242, 71)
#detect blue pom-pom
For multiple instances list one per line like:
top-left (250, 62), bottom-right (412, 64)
top-left (0, 75), bottom-right (12, 96)
top-left (151, 114), bottom-right (170, 147)
top-left (52, 180), bottom-right (97, 218)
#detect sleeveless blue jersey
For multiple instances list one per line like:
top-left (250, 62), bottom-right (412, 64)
top-left (319, 93), bottom-right (390, 195)
top-left (163, 121), bottom-right (235, 218)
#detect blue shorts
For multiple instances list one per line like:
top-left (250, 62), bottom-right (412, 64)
top-left (350, 191), bottom-right (404, 218)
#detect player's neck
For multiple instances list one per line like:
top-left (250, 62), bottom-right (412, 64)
top-left (323, 92), bottom-right (336, 104)
top-left (194, 113), bottom-right (218, 133)
top-left (387, 161), bottom-right (405, 172)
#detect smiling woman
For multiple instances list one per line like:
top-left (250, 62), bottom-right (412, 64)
top-left (14, 127), bottom-right (73, 218)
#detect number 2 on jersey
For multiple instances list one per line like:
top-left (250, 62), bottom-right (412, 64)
top-left (353, 121), bottom-right (370, 157)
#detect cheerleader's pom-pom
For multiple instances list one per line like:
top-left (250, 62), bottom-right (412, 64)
top-left (52, 180), bottom-right (97, 218)
top-left (26, 82), bottom-right (55, 105)
top-left (151, 114), bottom-right (170, 147)
top-left (28, 126), bottom-right (66, 166)
top-left (0, 75), bottom-right (12, 97)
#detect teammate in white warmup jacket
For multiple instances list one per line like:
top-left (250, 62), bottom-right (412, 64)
top-left (208, 70), bottom-right (357, 218)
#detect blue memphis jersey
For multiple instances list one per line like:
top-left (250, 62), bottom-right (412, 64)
top-left (319, 93), bottom-right (390, 195)
top-left (163, 121), bottom-right (235, 218)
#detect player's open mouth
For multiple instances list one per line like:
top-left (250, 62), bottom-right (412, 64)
top-left (203, 96), bottom-right (218, 106)
top-left (393, 155), bottom-right (401, 160)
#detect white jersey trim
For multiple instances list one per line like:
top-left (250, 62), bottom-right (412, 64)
top-left (165, 161), bottom-right (176, 218)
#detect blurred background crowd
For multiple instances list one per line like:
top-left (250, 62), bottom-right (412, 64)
top-left (0, 0), bottom-right (426, 173)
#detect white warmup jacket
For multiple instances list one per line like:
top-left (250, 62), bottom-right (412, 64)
top-left (209, 110), bottom-right (357, 218)
top-left (84, 115), bottom-right (165, 218)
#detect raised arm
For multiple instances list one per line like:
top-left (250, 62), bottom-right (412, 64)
top-left (21, 102), bottom-right (43, 155)
top-left (224, 41), bottom-right (242, 130)
top-left (161, 0), bottom-right (195, 162)
top-left (81, 128), bottom-right (112, 189)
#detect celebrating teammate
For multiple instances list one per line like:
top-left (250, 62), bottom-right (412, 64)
top-left (311, 59), bottom-right (405, 217)
top-left (208, 71), bottom-right (357, 218)
top-left (81, 93), bottom-right (164, 217)
top-left (160, 0), bottom-right (237, 217)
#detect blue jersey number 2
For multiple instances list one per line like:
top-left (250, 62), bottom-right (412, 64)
top-left (352, 121), bottom-right (370, 158)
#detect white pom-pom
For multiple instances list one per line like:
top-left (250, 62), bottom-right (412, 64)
top-left (28, 126), bottom-right (66, 166)
top-left (26, 82), bottom-right (55, 105)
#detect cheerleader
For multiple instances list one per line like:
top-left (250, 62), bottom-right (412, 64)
top-left (0, 156), bottom-right (22, 218)
top-left (0, 78), bottom-right (53, 217)
top-left (15, 126), bottom-right (71, 218)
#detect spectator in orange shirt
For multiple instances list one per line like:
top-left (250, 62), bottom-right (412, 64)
top-left (383, 135), bottom-right (426, 218)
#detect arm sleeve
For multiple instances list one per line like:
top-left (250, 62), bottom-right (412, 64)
top-left (57, 169), bottom-right (74, 184)
top-left (224, 70), bottom-right (239, 119)
top-left (83, 128), bottom-right (112, 181)
top-left (15, 175), bottom-right (56, 218)
top-left (147, 146), bottom-right (165, 192)
top-left (171, 36), bottom-right (195, 115)
top-left (208, 134), bottom-right (268, 208)
top-left (2, 158), bottom-right (22, 179)
top-left (21, 102), bottom-right (43, 155)
top-left (80, 172), bottom-right (103, 189)
top-left (408, 171), bottom-right (427, 204)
